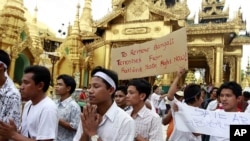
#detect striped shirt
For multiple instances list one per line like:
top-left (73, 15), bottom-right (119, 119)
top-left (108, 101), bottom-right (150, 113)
top-left (127, 105), bottom-right (164, 141)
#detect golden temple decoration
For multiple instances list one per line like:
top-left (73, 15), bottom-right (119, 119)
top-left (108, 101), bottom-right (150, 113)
top-left (201, 36), bottom-right (215, 42)
top-left (122, 27), bottom-right (151, 35)
top-left (185, 70), bottom-right (196, 84)
top-left (200, 0), bottom-right (228, 21)
top-left (126, 0), bottom-right (149, 21)
top-left (1, 0), bottom-right (250, 88)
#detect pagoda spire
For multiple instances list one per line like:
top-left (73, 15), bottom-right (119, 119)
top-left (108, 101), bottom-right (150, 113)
top-left (64, 3), bottom-right (84, 59)
top-left (71, 3), bottom-right (81, 35)
top-left (32, 5), bottom-right (38, 24)
top-left (79, 0), bottom-right (93, 33)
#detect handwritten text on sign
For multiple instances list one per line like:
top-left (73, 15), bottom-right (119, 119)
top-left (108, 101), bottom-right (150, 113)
top-left (111, 28), bottom-right (188, 80)
top-left (174, 102), bottom-right (250, 138)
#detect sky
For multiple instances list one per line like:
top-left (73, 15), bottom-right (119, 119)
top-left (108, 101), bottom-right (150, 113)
top-left (23, 0), bottom-right (250, 70)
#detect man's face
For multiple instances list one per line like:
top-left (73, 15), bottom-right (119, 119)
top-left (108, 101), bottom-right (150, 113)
top-left (126, 85), bottom-right (145, 106)
top-left (211, 89), bottom-right (218, 99)
top-left (154, 87), bottom-right (160, 94)
top-left (55, 79), bottom-right (70, 96)
top-left (88, 76), bottom-right (113, 105)
top-left (219, 88), bottom-right (239, 112)
top-left (114, 90), bottom-right (127, 108)
top-left (20, 73), bottom-right (39, 101)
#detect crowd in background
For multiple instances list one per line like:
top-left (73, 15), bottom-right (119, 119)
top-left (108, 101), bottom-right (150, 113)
top-left (1, 48), bottom-right (250, 141)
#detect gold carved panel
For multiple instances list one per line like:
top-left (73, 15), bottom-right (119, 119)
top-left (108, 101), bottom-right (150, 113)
top-left (126, 0), bottom-right (149, 21)
top-left (122, 27), bottom-right (151, 35)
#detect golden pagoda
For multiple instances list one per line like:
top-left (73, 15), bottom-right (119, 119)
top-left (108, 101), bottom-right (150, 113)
top-left (1, 0), bottom-right (250, 89)
top-left (242, 57), bottom-right (250, 89)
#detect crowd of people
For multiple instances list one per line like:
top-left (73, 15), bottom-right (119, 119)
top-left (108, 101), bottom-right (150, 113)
top-left (1, 49), bottom-right (250, 141)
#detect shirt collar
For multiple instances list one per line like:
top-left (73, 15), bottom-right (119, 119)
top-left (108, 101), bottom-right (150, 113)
top-left (136, 105), bottom-right (148, 118)
top-left (103, 102), bottom-right (118, 122)
top-left (59, 96), bottom-right (73, 107)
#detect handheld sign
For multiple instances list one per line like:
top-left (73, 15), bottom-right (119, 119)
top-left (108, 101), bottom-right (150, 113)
top-left (174, 102), bottom-right (250, 138)
top-left (111, 28), bottom-right (188, 80)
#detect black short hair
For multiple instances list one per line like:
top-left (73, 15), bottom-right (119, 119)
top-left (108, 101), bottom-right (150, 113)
top-left (116, 85), bottom-right (128, 95)
top-left (217, 81), bottom-right (242, 98)
top-left (127, 78), bottom-right (151, 101)
top-left (152, 85), bottom-right (159, 92)
top-left (243, 91), bottom-right (250, 99)
top-left (57, 74), bottom-right (76, 94)
top-left (91, 66), bottom-right (118, 94)
top-left (24, 65), bottom-right (51, 92)
top-left (0, 49), bottom-right (11, 70)
top-left (184, 84), bottom-right (201, 104)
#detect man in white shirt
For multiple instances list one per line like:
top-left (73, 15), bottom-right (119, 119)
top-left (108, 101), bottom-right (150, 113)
top-left (73, 66), bottom-right (135, 141)
top-left (166, 68), bottom-right (202, 141)
top-left (209, 81), bottom-right (243, 141)
top-left (0, 65), bottom-right (58, 141)
top-left (150, 85), bottom-right (161, 113)
top-left (126, 79), bottom-right (163, 141)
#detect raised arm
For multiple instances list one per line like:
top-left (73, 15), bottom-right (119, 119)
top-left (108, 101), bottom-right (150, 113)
top-left (166, 68), bottom-right (186, 101)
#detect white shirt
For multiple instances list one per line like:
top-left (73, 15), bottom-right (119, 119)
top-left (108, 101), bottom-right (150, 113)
top-left (21, 97), bottom-right (58, 140)
top-left (158, 99), bottom-right (166, 110)
top-left (127, 105), bottom-right (164, 141)
top-left (167, 97), bottom-right (201, 141)
top-left (73, 102), bottom-right (135, 141)
top-left (244, 100), bottom-right (250, 113)
top-left (206, 100), bottom-right (218, 111)
top-left (147, 99), bottom-right (156, 112)
top-left (150, 93), bottom-right (160, 109)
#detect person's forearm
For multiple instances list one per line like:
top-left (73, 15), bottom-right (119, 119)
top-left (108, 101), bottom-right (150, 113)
top-left (11, 132), bottom-right (38, 141)
top-left (167, 75), bottom-right (181, 101)
top-left (59, 119), bottom-right (76, 131)
top-left (162, 110), bottom-right (172, 125)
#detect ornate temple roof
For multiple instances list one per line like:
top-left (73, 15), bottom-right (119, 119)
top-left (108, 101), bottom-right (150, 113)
top-left (93, 0), bottom-right (189, 29)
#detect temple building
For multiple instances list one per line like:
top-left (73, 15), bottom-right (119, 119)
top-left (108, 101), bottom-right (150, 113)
top-left (1, 0), bottom-right (250, 90)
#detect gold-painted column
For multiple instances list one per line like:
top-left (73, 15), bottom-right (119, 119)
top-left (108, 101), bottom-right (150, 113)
top-left (105, 44), bottom-right (111, 68)
top-left (236, 56), bottom-right (241, 83)
top-left (214, 46), bottom-right (223, 87)
top-left (9, 58), bottom-right (16, 79)
top-left (162, 73), bottom-right (173, 86)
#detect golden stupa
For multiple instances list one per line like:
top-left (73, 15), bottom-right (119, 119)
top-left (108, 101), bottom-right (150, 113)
top-left (1, 0), bottom-right (250, 89)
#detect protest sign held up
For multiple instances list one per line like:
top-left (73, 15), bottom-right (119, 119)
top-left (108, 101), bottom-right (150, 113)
top-left (174, 102), bottom-right (250, 138)
top-left (111, 28), bottom-right (188, 80)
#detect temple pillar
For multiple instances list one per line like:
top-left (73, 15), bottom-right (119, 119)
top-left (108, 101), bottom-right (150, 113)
top-left (9, 58), bottom-right (16, 78)
top-left (105, 45), bottom-right (111, 68)
top-left (236, 56), bottom-right (241, 83)
top-left (214, 46), bottom-right (223, 87)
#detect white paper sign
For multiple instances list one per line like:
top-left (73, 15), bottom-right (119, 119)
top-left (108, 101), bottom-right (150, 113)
top-left (174, 102), bottom-right (250, 138)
